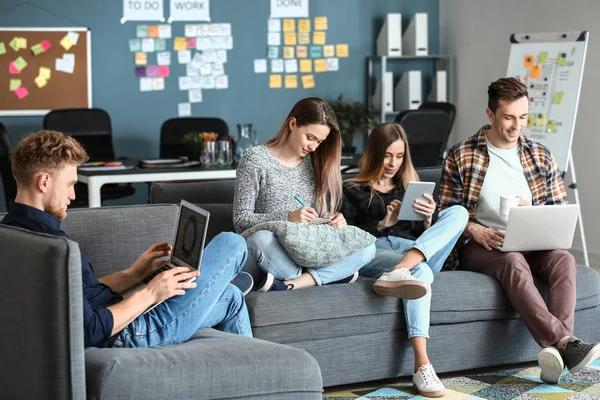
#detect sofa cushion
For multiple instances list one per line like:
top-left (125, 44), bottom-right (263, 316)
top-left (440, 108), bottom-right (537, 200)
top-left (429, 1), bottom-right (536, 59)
top-left (85, 329), bottom-right (322, 400)
top-left (150, 179), bottom-right (236, 204)
top-left (247, 267), bottom-right (600, 344)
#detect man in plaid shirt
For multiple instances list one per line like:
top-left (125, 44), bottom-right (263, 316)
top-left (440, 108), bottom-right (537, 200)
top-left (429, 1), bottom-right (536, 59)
top-left (439, 77), bottom-right (599, 384)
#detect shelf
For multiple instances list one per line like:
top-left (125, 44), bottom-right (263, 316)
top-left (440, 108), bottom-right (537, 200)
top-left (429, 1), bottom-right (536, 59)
top-left (368, 55), bottom-right (452, 60)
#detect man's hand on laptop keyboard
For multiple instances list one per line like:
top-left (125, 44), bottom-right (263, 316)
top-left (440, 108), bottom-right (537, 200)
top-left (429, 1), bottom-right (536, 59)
top-left (145, 267), bottom-right (200, 304)
top-left (128, 242), bottom-right (172, 284)
top-left (466, 222), bottom-right (505, 251)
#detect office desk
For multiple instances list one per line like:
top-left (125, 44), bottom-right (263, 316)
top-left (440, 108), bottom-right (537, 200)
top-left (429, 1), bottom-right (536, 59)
top-left (78, 165), bottom-right (237, 208)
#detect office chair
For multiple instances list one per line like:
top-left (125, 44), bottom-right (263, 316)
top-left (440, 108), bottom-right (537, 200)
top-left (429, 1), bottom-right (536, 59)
top-left (43, 108), bottom-right (135, 205)
top-left (394, 109), bottom-right (452, 168)
top-left (0, 123), bottom-right (17, 209)
top-left (160, 117), bottom-right (229, 159)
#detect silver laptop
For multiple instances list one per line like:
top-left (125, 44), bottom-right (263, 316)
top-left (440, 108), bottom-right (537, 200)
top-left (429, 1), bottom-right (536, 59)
top-left (494, 204), bottom-right (580, 252)
top-left (123, 200), bottom-right (210, 313)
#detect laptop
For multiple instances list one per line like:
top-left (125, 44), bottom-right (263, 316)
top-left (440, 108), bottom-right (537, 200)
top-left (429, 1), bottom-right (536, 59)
top-left (493, 204), bottom-right (580, 252)
top-left (123, 200), bottom-right (210, 313)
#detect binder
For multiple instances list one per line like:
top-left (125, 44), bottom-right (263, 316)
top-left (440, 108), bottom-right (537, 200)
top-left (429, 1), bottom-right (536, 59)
top-left (403, 13), bottom-right (428, 56)
top-left (428, 70), bottom-right (447, 102)
top-left (372, 71), bottom-right (394, 113)
top-left (376, 13), bottom-right (402, 57)
top-left (394, 70), bottom-right (422, 111)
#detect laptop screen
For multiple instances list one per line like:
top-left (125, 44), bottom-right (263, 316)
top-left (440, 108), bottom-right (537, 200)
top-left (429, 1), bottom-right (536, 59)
top-left (172, 204), bottom-right (207, 269)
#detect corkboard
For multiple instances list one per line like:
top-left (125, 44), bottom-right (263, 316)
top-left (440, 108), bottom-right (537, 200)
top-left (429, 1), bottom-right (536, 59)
top-left (0, 28), bottom-right (91, 116)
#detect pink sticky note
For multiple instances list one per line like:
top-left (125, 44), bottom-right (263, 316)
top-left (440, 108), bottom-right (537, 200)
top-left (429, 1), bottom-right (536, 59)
top-left (158, 65), bottom-right (169, 77)
top-left (15, 86), bottom-right (29, 100)
top-left (186, 38), bottom-right (196, 49)
top-left (9, 62), bottom-right (19, 74)
top-left (41, 40), bottom-right (52, 50)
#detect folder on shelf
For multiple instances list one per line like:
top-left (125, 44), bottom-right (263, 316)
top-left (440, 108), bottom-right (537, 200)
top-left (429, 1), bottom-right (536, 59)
top-left (395, 70), bottom-right (422, 111)
top-left (372, 71), bottom-right (394, 113)
top-left (403, 13), bottom-right (428, 56)
top-left (428, 70), bottom-right (447, 102)
top-left (376, 13), bottom-right (402, 57)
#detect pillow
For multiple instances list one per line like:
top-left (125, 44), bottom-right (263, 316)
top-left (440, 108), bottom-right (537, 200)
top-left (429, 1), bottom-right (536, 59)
top-left (241, 221), bottom-right (375, 268)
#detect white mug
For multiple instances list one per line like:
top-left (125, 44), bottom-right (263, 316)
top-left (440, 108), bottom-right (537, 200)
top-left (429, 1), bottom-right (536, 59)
top-left (499, 195), bottom-right (519, 220)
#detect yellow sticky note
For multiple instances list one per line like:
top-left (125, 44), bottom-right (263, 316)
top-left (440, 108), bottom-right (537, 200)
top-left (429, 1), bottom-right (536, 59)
top-left (298, 32), bottom-right (310, 45)
top-left (284, 32), bottom-right (297, 46)
top-left (526, 114), bottom-right (535, 129)
top-left (283, 46), bottom-right (295, 59)
top-left (9, 37), bottom-right (19, 52)
top-left (135, 52), bottom-right (147, 65)
top-left (9, 79), bottom-right (21, 91)
top-left (39, 66), bottom-right (51, 80)
top-left (323, 45), bottom-right (334, 58)
top-left (557, 52), bottom-right (567, 65)
top-left (546, 120), bottom-right (557, 133)
top-left (285, 74), bottom-right (298, 89)
top-left (313, 31), bottom-right (326, 45)
top-left (283, 19), bottom-right (296, 32)
top-left (269, 74), bottom-right (282, 88)
top-left (34, 76), bottom-right (48, 88)
top-left (299, 59), bottom-right (312, 73)
top-left (535, 113), bottom-right (547, 127)
top-left (530, 64), bottom-right (541, 78)
top-left (298, 19), bottom-right (311, 33)
top-left (148, 25), bottom-right (159, 38)
top-left (523, 54), bottom-right (534, 68)
top-left (174, 37), bottom-right (187, 51)
top-left (552, 91), bottom-right (564, 105)
top-left (538, 51), bottom-right (549, 64)
top-left (314, 16), bottom-right (327, 30)
top-left (16, 37), bottom-right (27, 49)
top-left (60, 35), bottom-right (74, 50)
top-left (0, 42), bottom-right (5, 55)
top-left (336, 44), bottom-right (349, 58)
top-left (296, 46), bottom-right (308, 58)
top-left (314, 59), bottom-right (327, 72)
top-left (301, 74), bottom-right (315, 89)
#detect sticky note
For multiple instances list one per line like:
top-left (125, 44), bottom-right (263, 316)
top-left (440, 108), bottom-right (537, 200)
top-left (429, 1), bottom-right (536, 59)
top-left (13, 56), bottom-right (27, 71)
top-left (267, 46), bottom-right (279, 59)
top-left (530, 64), bottom-right (541, 78)
top-left (146, 65), bottom-right (158, 77)
top-left (9, 79), bottom-right (21, 91)
top-left (186, 37), bottom-right (196, 49)
top-left (34, 76), bottom-right (48, 88)
top-left (523, 54), bottom-right (534, 68)
top-left (314, 16), bottom-right (328, 30)
top-left (301, 74), bottom-right (315, 89)
top-left (158, 66), bottom-right (169, 77)
top-left (269, 74), bottom-right (282, 88)
top-left (285, 74), bottom-right (298, 89)
top-left (309, 46), bottom-right (322, 58)
top-left (268, 19), bottom-right (281, 32)
top-left (557, 52), bottom-right (567, 65)
top-left (135, 66), bottom-right (146, 77)
top-left (41, 40), bottom-right (51, 51)
top-left (254, 59), bottom-right (267, 73)
top-left (296, 46), bottom-right (308, 58)
top-left (154, 38), bottom-right (166, 51)
top-left (284, 32), bottom-right (297, 46)
top-left (141, 38), bottom-right (154, 52)
top-left (336, 44), bottom-right (349, 58)
top-left (9, 62), bottom-right (19, 74)
top-left (283, 46), bottom-right (295, 59)
top-left (39, 67), bottom-right (51, 79)
top-left (298, 32), bottom-right (310, 45)
top-left (148, 25), bottom-right (159, 38)
top-left (158, 24), bottom-right (172, 39)
top-left (178, 50), bottom-right (191, 64)
top-left (538, 51), bottom-right (549, 64)
top-left (9, 37), bottom-right (19, 52)
top-left (152, 77), bottom-right (164, 91)
top-left (137, 25), bottom-right (149, 38)
top-left (16, 37), bottom-right (27, 49)
top-left (139, 77), bottom-right (152, 92)
top-left (0, 42), bottom-right (5, 55)
top-left (299, 59), bottom-right (312, 73)
top-left (15, 86), bottom-right (28, 99)
top-left (135, 52), bottom-right (147, 65)
top-left (284, 59), bottom-right (298, 73)
top-left (174, 37), bottom-right (187, 51)
top-left (129, 39), bottom-right (141, 52)
top-left (552, 91), bottom-right (564, 105)
top-left (313, 31), bottom-right (326, 45)
top-left (314, 59), bottom-right (327, 72)
top-left (526, 115), bottom-right (534, 129)
top-left (535, 113), bottom-right (547, 127)
top-left (67, 31), bottom-right (79, 45)
top-left (323, 45), bottom-right (334, 58)
top-left (178, 103), bottom-right (191, 117)
top-left (283, 19), bottom-right (295, 32)
top-left (271, 59), bottom-right (284, 73)
top-left (298, 19), bottom-right (311, 33)
top-left (31, 44), bottom-right (44, 55)
top-left (60, 35), bottom-right (74, 50)
top-left (268, 32), bottom-right (281, 46)
top-left (546, 120), bottom-right (557, 133)
top-left (326, 58), bottom-right (339, 71)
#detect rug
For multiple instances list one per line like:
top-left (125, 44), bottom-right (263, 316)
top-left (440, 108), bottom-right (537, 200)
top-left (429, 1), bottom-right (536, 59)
top-left (324, 359), bottom-right (600, 399)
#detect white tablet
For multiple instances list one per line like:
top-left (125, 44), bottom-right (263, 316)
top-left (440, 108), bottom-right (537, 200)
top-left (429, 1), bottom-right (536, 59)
top-left (397, 181), bottom-right (436, 221)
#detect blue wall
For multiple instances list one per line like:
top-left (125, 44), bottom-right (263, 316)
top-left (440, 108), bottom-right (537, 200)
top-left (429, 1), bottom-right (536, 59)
top-left (0, 0), bottom-right (438, 211)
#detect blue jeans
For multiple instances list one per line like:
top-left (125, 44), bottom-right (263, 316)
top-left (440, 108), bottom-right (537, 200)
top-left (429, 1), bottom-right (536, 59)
top-left (112, 232), bottom-right (252, 348)
top-left (244, 230), bottom-right (376, 285)
top-left (360, 205), bottom-right (468, 339)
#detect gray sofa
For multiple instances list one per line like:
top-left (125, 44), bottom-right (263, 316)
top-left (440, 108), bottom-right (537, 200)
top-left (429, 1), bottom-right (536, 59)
top-left (149, 167), bottom-right (600, 387)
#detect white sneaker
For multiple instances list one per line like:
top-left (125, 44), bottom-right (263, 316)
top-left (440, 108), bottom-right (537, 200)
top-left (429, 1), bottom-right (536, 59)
top-left (372, 268), bottom-right (428, 299)
top-left (538, 346), bottom-right (564, 384)
top-left (413, 364), bottom-right (445, 398)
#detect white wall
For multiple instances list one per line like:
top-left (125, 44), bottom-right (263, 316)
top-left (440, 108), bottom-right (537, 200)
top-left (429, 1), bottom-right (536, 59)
top-left (440, 0), bottom-right (600, 267)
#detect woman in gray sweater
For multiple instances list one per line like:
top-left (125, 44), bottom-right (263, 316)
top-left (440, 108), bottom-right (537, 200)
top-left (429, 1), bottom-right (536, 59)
top-left (233, 97), bottom-right (376, 292)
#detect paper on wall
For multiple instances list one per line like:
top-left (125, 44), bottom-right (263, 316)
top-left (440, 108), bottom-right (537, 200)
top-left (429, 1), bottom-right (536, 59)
top-left (211, 63), bottom-right (225, 76)
top-left (157, 51), bottom-right (171, 66)
top-left (326, 58), bottom-right (339, 71)
top-left (152, 77), bottom-right (165, 90)
top-left (284, 59), bottom-right (298, 73)
top-left (271, 59), bottom-right (284, 73)
top-left (139, 77), bottom-right (153, 91)
top-left (186, 64), bottom-right (199, 76)
top-left (215, 75), bottom-right (228, 89)
top-left (189, 89), bottom-right (203, 103)
top-left (141, 38), bottom-right (155, 52)
top-left (254, 59), bottom-right (267, 73)
top-left (268, 19), bottom-right (281, 32)
top-left (201, 50), bottom-right (227, 63)
top-left (67, 31), bottom-right (80, 45)
top-left (178, 50), bottom-right (192, 64)
top-left (178, 103), bottom-right (192, 117)
top-left (56, 53), bottom-right (75, 73)
top-left (268, 32), bottom-right (280, 46)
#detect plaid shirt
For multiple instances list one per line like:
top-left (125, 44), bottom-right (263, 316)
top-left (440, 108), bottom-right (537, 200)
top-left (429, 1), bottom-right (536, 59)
top-left (438, 125), bottom-right (568, 269)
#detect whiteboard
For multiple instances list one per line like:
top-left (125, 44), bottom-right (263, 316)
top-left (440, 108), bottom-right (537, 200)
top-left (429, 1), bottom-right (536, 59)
top-left (506, 31), bottom-right (588, 173)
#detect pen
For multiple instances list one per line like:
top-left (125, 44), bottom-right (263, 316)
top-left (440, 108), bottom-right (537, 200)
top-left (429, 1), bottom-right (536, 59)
top-left (293, 194), bottom-right (307, 207)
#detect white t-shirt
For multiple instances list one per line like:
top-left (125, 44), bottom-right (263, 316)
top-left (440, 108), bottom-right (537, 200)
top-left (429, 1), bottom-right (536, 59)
top-left (475, 139), bottom-right (532, 230)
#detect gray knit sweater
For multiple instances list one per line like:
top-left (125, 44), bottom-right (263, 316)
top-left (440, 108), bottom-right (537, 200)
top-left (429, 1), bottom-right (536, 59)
top-left (233, 144), bottom-right (316, 233)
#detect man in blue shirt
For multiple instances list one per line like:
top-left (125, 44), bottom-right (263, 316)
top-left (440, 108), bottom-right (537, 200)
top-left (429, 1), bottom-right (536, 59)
top-left (2, 130), bottom-right (252, 348)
